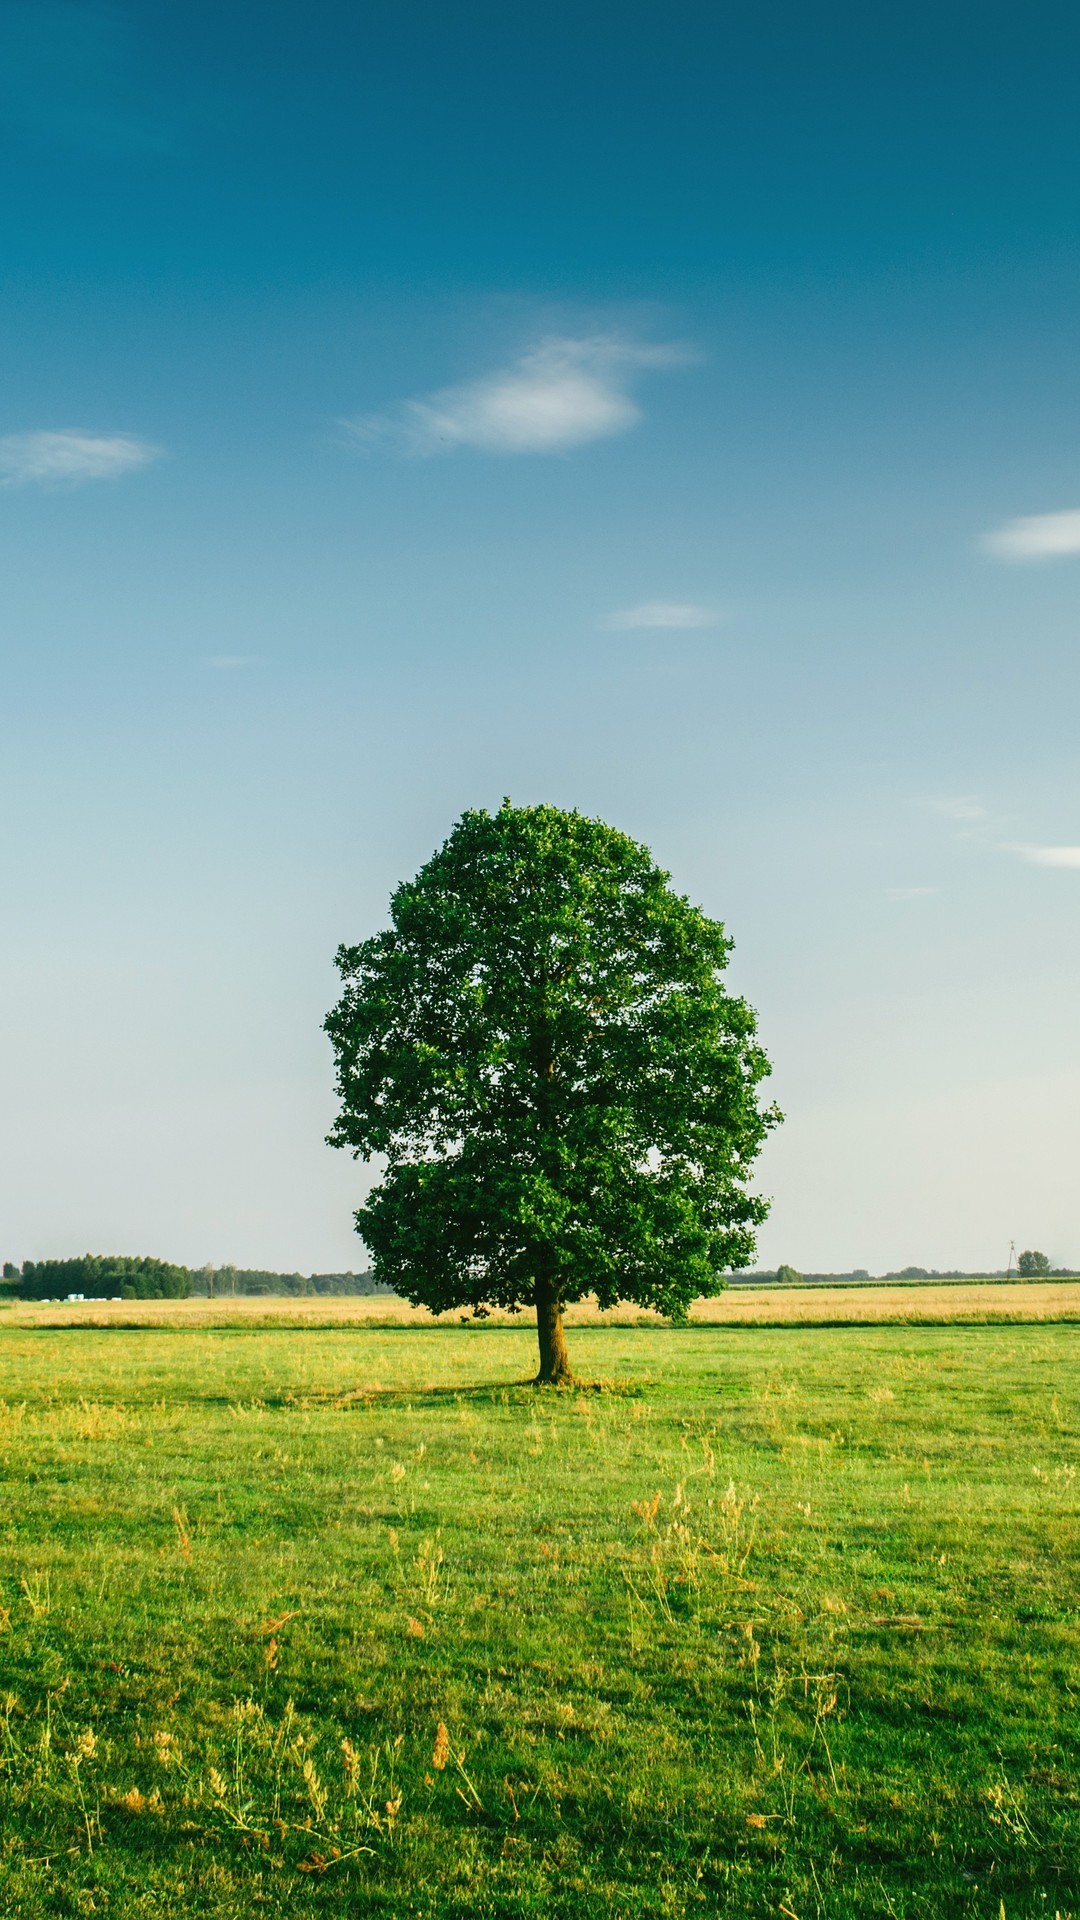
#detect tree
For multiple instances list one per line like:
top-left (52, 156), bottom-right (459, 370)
top-left (1018, 1248), bottom-right (1050, 1277)
top-left (17, 1254), bottom-right (191, 1300)
top-left (325, 802), bottom-right (779, 1383)
top-left (775, 1264), bottom-right (801, 1285)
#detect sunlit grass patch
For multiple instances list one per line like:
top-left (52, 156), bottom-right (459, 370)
top-left (0, 1324), bottom-right (1077, 1917)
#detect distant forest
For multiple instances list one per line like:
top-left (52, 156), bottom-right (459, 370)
top-left (189, 1266), bottom-right (392, 1298)
top-left (2, 1256), bottom-right (391, 1301)
top-left (3, 1257), bottom-right (1072, 1303)
top-left (744, 1265), bottom-right (1076, 1285)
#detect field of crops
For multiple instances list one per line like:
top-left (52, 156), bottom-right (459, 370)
top-left (6, 1277), bottom-right (1080, 1330)
top-left (1, 1315), bottom-right (1077, 1917)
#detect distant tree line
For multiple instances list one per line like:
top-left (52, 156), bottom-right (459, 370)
top-left (3, 1253), bottom-right (1071, 1303)
top-left (11, 1255), bottom-right (191, 1300)
top-left (740, 1267), bottom-right (874, 1285)
top-left (188, 1267), bottom-right (391, 1297)
top-left (746, 1256), bottom-right (1075, 1286)
top-left (0, 1257), bottom-right (392, 1301)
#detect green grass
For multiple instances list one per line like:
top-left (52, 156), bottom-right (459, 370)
top-left (0, 1322), bottom-right (1077, 1918)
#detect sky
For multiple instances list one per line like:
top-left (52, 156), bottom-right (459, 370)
top-left (2, 0), bottom-right (1080, 1277)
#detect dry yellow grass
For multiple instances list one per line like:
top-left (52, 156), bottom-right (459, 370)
top-left (688, 1278), bottom-right (1080, 1324)
top-left (4, 1277), bottom-right (1078, 1329)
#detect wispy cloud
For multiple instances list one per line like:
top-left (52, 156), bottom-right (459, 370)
top-left (601, 600), bottom-right (720, 631)
top-left (1010, 844), bottom-right (1080, 868)
top-left (982, 509), bottom-right (1080, 561)
top-left (0, 430), bottom-right (161, 487)
top-left (344, 334), bottom-right (691, 457)
top-left (926, 795), bottom-right (986, 823)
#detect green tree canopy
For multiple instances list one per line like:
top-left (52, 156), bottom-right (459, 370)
top-left (1017, 1248), bottom-right (1050, 1277)
top-left (325, 802), bottom-right (779, 1381)
top-left (18, 1255), bottom-right (191, 1300)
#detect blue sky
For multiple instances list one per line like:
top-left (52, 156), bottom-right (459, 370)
top-left (2, 0), bottom-right (1079, 1274)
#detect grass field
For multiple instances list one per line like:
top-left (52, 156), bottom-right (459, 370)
top-left (6, 1277), bottom-right (1080, 1330)
top-left (1, 1315), bottom-right (1077, 1918)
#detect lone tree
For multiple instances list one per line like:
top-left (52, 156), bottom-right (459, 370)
top-left (325, 803), bottom-right (779, 1383)
top-left (1018, 1248), bottom-right (1050, 1277)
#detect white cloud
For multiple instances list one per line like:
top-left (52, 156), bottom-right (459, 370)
top-left (0, 429), bottom-right (161, 487)
top-left (602, 601), bottom-right (720, 631)
top-left (982, 509), bottom-right (1080, 561)
top-left (1011, 844), bottom-right (1080, 868)
top-left (927, 795), bottom-right (986, 822)
top-left (345, 335), bottom-right (690, 457)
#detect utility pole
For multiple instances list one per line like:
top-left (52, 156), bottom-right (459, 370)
top-left (1006, 1240), bottom-right (1016, 1279)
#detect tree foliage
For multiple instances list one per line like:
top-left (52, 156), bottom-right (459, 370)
top-left (190, 1266), bottom-right (389, 1297)
top-left (17, 1254), bottom-right (191, 1300)
top-left (1017, 1248), bottom-right (1050, 1277)
top-left (325, 802), bottom-right (779, 1379)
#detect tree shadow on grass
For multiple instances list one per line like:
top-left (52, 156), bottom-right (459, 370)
top-left (281, 1376), bottom-right (649, 1412)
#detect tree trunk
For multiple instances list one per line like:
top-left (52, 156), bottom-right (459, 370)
top-left (534, 1267), bottom-right (573, 1385)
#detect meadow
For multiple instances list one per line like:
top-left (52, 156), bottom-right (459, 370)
top-left (0, 1309), bottom-right (1077, 1918)
top-left (7, 1277), bottom-right (1080, 1330)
